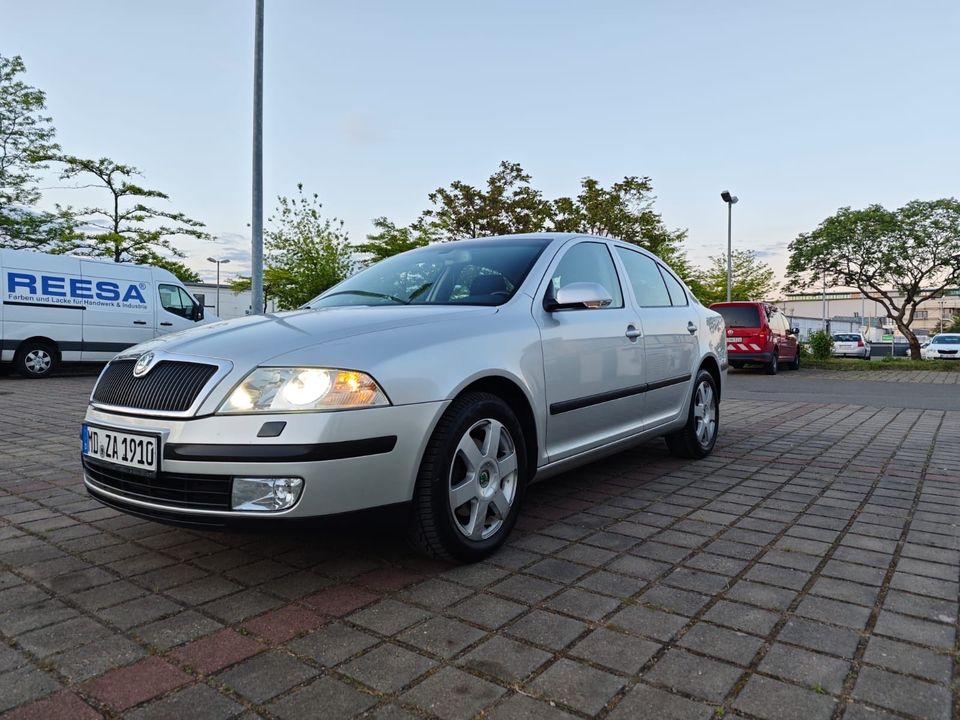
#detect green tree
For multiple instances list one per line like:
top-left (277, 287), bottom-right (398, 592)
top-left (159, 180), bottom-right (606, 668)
top-left (54, 156), bottom-right (209, 262)
top-left (0, 54), bottom-right (66, 249)
top-left (551, 175), bottom-right (688, 269)
top-left (354, 217), bottom-right (437, 265)
top-left (691, 250), bottom-right (778, 305)
top-left (946, 314), bottom-right (960, 333)
top-left (135, 249), bottom-right (201, 283)
top-left (421, 161), bottom-right (553, 239)
top-left (787, 199), bottom-right (960, 359)
top-left (238, 184), bottom-right (354, 310)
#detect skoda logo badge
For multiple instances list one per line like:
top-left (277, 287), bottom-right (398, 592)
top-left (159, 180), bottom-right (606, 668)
top-left (133, 352), bottom-right (154, 378)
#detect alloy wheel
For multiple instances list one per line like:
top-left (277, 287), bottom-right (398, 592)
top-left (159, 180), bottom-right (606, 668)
top-left (448, 418), bottom-right (518, 540)
top-left (693, 381), bottom-right (717, 447)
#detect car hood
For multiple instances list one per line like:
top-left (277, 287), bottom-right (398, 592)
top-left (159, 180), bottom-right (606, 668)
top-left (121, 305), bottom-right (497, 364)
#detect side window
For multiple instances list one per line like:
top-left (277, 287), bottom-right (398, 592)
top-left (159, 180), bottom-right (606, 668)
top-left (549, 242), bottom-right (623, 308)
top-left (159, 284), bottom-right (193, 318)
top-left (658, 265), bottom-right (688, 306)
top-left (615, 248), bottom-right (671, 307)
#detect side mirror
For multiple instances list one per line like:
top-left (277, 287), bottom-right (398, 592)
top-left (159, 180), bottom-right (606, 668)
top-left (791, 327), bottom-right (800, 335)
top-left (545, 282), bottom-right (613, 311)
top-left (193, 304), bottom-right (204, 321)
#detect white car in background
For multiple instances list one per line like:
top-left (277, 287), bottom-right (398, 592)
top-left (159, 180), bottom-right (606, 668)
top-left (922, 333), bottom-right (960, 360)
top-left (831, 332), bottom-right (871, 359)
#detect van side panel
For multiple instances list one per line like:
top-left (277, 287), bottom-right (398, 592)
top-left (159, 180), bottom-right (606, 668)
top-left (79, 260), bottom-right (155, 361)
top-left (1, 251), bottom-right (84, 363)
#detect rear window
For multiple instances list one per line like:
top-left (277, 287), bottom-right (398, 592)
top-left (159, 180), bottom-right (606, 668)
top-left (832, 334), bottom-right (861, 342)
top-left (713, 305), bottom-right (760, 328)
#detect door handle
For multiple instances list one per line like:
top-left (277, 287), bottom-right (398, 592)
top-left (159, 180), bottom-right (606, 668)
top-left (687, 321), bottom-right (698, 334)
top-left (133, 320), bottom-right (146, 325)
top-left (625, 325), bottom-right (642, 340)
top-left (160, 322), bottom-right (173, 327)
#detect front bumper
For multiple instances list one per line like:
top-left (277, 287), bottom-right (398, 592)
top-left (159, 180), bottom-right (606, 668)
top-left (82, 401), bottom-right (447, 522)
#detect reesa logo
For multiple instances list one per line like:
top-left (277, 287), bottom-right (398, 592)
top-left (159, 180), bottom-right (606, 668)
top-left (6, 272), bottom-right (147, 303)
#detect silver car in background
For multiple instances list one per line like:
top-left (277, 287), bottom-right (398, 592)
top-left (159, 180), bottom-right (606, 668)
top-left (81, 234), bottom-right (727, 561)
top-left (832, 332), bottom-right (871, 358)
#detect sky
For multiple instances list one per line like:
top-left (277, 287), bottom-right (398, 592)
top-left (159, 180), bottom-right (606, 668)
top-left (4, 1), bottom-right (959, 284)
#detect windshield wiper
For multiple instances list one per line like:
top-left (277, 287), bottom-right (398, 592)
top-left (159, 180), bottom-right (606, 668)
top-left (320, 290), bottom-right (409, 305)
top-left (406, 282), bottom-right (434, 302)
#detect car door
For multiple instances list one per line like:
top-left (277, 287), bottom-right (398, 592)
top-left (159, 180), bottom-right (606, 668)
top-left (614, 247), bottom-right (697, 428)
top-left (157, 283), bottom-right (201, 335)
top-left (534, 240), bottom-right (645, 462)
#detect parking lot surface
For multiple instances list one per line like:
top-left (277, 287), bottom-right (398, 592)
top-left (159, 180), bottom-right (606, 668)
top-left (1, 371), bottom-right (959, 719)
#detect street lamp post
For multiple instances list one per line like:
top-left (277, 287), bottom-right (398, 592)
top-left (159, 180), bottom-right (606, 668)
top-left (207, 257), bottom-right (231, 316)
top-left (720, 191), bottom-right (738, 302)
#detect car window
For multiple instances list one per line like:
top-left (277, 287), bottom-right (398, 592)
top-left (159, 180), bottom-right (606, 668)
top-left (833, 334), bottom-right (860, 342)
top-left (549, 242), bottom-right (624, 309)
top-left (310, 238), bottom-right (548, 307)
top-left (658, 264), bottom-right (688, 306)
top-left (932, 335), bottom-right (960, 345)
top-left (615, 248), bottom-right (671, 307)
top-left (159, 284), bottom-right (194, 318)
top-left (713, 304), bottom-right (760, 328)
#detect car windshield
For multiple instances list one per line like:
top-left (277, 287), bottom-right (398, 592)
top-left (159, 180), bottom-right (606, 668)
top-left (713, 305), bottom-right (760, 328)
top-left (833, 334), bottom-right (861, 342)
top-left (932, 335), bottom-right (960, 345)
top-left (307, 238), bottom-right (551, 308)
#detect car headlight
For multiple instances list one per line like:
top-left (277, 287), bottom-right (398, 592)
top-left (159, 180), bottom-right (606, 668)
top-left (218, 367), bottom-right (390, 414)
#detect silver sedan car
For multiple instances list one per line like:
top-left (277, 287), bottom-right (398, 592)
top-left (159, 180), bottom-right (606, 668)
top-left (81, 234), bottom-right (727, 561)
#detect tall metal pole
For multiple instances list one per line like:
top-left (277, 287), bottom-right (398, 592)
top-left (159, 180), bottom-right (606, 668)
top-left (726, 202), bottom-right (732, 303)
top-left (251, 0), bottom-right (264, 315)
top-left (216, 262), bottom-right (221, 317)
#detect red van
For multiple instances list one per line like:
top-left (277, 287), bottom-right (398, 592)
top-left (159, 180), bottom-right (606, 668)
top-left (709, 301), bottom-right (800, 374)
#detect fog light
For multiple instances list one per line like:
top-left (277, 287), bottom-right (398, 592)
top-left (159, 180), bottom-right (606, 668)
top-left (231, 477), bottom-right (303, 511)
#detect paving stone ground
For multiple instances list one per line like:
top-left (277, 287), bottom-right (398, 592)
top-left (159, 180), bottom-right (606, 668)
top-left (1, 371), bottom-right (959, 719)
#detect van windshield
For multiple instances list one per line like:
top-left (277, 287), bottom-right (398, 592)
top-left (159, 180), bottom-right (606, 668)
top-left (713, 305), bottom-right (760, 328)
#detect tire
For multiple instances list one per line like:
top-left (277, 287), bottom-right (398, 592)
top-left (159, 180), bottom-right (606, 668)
top-left (409, 391), bottom-right (527, 562)
top-left (765, 350), bottom-right (779, 375)
top-left (14, 340), bottom-right (57, 379)
top-left (665, 369), bottom-right (720, 460)
top-left (788, 348), bottom-right (801, 371)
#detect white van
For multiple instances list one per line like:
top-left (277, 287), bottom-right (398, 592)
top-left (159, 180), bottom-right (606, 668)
top-left (1, 249), bottom-right (215, 378)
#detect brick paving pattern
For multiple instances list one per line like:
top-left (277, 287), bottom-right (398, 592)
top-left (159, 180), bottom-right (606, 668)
top-left (1, 373), bottom-right (958, 719)
top-left (812, 369), bottom-right (960, 384)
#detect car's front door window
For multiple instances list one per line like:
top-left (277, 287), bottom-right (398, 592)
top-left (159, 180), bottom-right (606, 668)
top-left (548, 242), bottom-right (623, 308)
top-left (159, 284), bottom-right (195, 319)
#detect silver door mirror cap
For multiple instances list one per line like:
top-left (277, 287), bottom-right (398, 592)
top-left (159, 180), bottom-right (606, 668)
top-left (549, 282), bottom-right (614, 311)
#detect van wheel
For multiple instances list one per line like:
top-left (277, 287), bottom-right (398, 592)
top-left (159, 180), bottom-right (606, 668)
top-left (15, 341), bottom-right (57, 378)
top-left (765, 351), bottom-right (779, 375)
top-left (666, 369), bottom-right (719, 459)
top-left (788, 349), bottom-right (801, 371)
top-left (409, 392), bottom-right (527, 563)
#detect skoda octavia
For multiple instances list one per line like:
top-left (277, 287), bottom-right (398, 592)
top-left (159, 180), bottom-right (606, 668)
top-left (82, 234), bottom-right (727, 561)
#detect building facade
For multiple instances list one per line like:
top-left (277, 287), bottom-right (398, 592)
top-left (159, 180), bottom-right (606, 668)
top-left (184, 283), bottom-right (277, 320)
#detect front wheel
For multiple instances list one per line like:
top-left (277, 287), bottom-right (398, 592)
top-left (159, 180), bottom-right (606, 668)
top-left (409, 392), bottom-right (527, 562)
top-left (665, 370), bottom-right (719, 459)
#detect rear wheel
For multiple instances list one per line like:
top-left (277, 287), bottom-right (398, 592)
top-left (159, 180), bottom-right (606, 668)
top-left (666, 370), bottom-right (719, 459)
top-left (765, 351), bottom-right (779, 375)
top-left (730, 361), bottom-right (744, 370)
top-left (788, 348), bottom-right (801, 371)
top-left (15, 340), bottom-right (57, 378)
top-left (409, 392), bottom-right (527, 562)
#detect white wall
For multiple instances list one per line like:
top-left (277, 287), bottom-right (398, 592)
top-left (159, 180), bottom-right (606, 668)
top-left (184, 283), bottom-right (277, 319)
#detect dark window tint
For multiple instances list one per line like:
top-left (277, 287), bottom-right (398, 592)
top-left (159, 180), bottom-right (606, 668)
top-left (658, 265), bottom-right (688, 306)
top-left (549, 242), bottom-right (623, 309)
top-left (713, 305), bottom-right (760, 328)
top-left (932, 335), bottom-right (960, 345)
top-left (833, 334), bottom-right (861, 342)
top-left (615, 248), bottom-right (671, 307)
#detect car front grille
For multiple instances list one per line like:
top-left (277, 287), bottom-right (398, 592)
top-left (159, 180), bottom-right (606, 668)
top-left (83, 457), bottom-right (232, 510)
top-left (92, 359), bottom-right (218, 412)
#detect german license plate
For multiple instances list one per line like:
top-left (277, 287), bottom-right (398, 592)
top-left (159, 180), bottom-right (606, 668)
top-left (82, 424), bottom-right (158, 473)
top-left (727, 337), bottom-right (743, 343)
